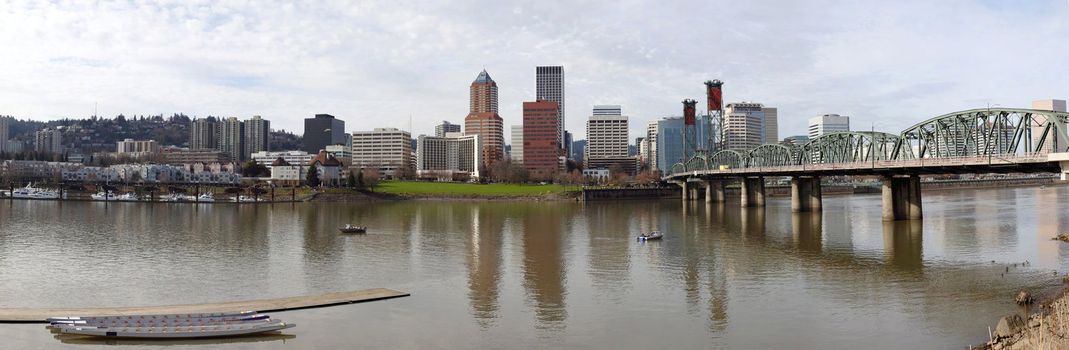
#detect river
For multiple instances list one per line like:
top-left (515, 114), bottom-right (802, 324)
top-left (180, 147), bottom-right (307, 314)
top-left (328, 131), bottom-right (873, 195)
top-left (0, 185), bottom-right (1067, 349)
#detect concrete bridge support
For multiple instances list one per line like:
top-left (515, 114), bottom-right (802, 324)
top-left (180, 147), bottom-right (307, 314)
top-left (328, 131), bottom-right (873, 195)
top-left (790, 176), bottom-right (823, 212)
top-left (740, 177), bottom-right (765, 207)
top-left (705, 179), bottom-right (725, 203)
top-left (881, 175), bottom-right (923, 221)
top-left (680, 181), bottom-right (690, 201)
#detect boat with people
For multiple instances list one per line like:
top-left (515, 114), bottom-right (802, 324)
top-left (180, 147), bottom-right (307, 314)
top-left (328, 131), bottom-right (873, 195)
top-left (637, 231), bottom-right (664, 241)
top-left (48, 311), bottom-right (294, 339)
top-left (339, 224), bottom-right (367, 234)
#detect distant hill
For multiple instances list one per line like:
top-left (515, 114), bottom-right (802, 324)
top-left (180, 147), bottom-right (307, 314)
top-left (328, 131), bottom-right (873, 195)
top-left (3, 114), bottom-right (301, 154)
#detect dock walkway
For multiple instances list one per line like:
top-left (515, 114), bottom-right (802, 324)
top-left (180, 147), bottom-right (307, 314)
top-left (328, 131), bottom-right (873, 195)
top-left (0, 288), bottom-right (408, 323)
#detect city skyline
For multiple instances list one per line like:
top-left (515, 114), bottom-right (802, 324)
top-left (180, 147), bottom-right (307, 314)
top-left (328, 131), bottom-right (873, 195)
top-left (0, 1), bottom-right (1067, 144)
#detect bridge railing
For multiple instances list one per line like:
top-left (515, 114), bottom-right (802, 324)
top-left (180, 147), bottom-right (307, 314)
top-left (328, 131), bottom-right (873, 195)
top-left (666, 153), bottom-right (1052, 178)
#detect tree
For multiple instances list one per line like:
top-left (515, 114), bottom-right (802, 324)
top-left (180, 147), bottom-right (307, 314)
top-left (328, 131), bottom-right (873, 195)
top-left (362, 168), bottom-right (380, 190)
top-left (241, 160), bottom-right (269, 177)
top-left (306, 164), bottom-right (321, 187)
top-left (346, 170), bottom-right (357, 189)
top-left (356, 169), bottom-right (365, 189)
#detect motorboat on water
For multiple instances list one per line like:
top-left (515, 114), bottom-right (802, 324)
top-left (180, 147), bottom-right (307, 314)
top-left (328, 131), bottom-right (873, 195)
top-left (197, 193), bottom-right (215, 202)
top-left (162, 193), bottom-right (193, 202)
top-left (637, 231), bottom-right (664, 241)
top-left (48, 311), bottom-right (295, 339)
top-left (236, 195), bottom-right (262, 203)
top-left (115, 193), bottom-right (139, 202)
top-left (11, 184), bottom-right (60, 199)
top-left (339, 224), bottom-right (367, 234)
top-left (90, 192), bottom-right (114, 201)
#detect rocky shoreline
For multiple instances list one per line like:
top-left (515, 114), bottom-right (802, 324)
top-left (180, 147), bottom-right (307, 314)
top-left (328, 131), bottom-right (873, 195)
top-left (977, 286), bottom-right (1069, 349)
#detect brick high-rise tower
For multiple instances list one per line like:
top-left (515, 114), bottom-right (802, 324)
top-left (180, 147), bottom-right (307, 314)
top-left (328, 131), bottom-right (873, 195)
top-left (465, 70), bottom-right (504, 169)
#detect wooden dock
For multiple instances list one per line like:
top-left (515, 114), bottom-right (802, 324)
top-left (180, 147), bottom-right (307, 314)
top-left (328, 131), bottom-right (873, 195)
top-left (0, 288), bottom-right (408, 323)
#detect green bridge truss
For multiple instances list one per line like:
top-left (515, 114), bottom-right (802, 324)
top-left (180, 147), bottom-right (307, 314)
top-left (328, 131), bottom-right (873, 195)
top-left (670, 108), bottom-right (1069, 174)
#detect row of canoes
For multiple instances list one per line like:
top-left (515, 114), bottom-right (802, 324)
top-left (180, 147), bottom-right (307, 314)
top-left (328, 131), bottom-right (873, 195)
top-left (47, 311), bottom-right (295, 339)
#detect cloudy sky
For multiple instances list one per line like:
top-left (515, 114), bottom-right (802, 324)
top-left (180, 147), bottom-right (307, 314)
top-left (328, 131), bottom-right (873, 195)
top-left (1, 0), bottom-right (1067, 143)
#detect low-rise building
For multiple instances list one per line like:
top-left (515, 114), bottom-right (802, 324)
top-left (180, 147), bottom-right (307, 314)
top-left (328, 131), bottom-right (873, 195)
top-left (309, 150), bottom-right (343, 186)
top-left (269, 157), bottom-right (304, 186)
top-left (163, 149), bottom-right (232, 164)
top-left (116, 139), bottom-right (160, 154)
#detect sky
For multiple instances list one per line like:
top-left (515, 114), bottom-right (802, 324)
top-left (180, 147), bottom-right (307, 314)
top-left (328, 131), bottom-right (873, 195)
top-left (0, 0), bottom-right (1067, 144)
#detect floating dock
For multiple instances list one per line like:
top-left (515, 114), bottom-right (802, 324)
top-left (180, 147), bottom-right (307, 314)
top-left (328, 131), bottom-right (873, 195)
top-left (0, 288), bottom-right (408, 323)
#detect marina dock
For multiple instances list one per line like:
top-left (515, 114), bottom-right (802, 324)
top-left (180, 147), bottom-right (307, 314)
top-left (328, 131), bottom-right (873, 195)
top-left (0, 288), bottom-right (408, 323)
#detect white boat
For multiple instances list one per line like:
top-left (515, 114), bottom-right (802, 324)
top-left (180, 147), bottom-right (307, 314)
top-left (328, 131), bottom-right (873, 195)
top-left (90, 192), bottom-right (114, 201)
top-left (56, 320), bottom-right (294, 339)
top-left (237, 195), bottom-right (261, 203)
top-left (49, 311), bottom-right (267, 327)
top-left (115, 193), bottom-right (139, 201)
top-left (638, 231), bottom-right (664, 241)
top-left (161, 193), bottom-right (192, 202)
top-left (196, 193), bottom-right (215, 202)
top-left (10, 184), bottom-right (60, 199)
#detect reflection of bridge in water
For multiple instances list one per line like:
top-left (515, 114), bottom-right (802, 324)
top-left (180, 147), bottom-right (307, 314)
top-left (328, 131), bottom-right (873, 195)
top-left (665, 108), bottom-right (1069, 221)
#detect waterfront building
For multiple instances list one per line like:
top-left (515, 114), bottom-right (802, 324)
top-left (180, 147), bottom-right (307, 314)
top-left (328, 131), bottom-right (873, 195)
top-left (585, 107), bottom-right (629, 161)
top-left (656, 117), bottom-right (683, 171)
top-left (251, 150), bottom-right (312, 168)
top-left (34, 128), bottom-right (62, 154)
top-left (1032, 100), bottom-right (1067, 153)
top-left (217, 117), bottom-right (245, 162)
top-left (324, 144), bottom-right (352, 167)
top-left (1, 160), bottom-right (80, 182)
top-left (0, 116), bottom-right (11, 153)
top-left (189, 117), bottom-right (219, 151)
top-left (645, 120), bottom-right (659, 171)
top-left (303, 114), bottom-right (346, 153)
top-left (523, 100), bottom-right (561, 180)
top-left (585, 157), bottom-right (638, 175)
top-left (807, 114), bottom-right (850, 138)
top-left (163, 149), bottom-right (231, 164)
top-left (510, 125), bottom-right (524, 164)
top-left (536, 65), bottom-right (565, 151)
top-left (351, 127), bottom-right (413, 178)
top-left (243, 115), bottom-right (270, 159)
top-left (435, 121), bottom-right (461, 137)
top-left (464, 70), bottom-right (504, 169)
top-left (724, 102), bottom-right (776, 150)
top-left (636, 137), bottom-right (650, 169)
top-left (269, 157), bottom-right (303, 186)
top-left (415, 132), bottom-right (481, 181)
top-left (309, 150), bottom-right (343, 185)
top-left (116, 139), bottom-right (159, 154)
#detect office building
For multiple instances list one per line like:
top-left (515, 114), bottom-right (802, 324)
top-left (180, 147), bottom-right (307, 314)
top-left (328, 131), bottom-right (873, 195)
top-left (523, 100), bottom-right (561, 180)
top-left (324, 144), bottom-right (352, 167)
top-left (251, 150), bottom-right (312, 168)
top-left (243, 115), bottom-right (270, 159)
top-left (35, 128), bottom-right (62, 154)
top-left (724, 102), bottom-right (776, 150)
top-left (536, 66), bottom-right (565, 150)
top-left (351, 128), bottom-right (413, 178)
top-left (645, 120), bottom-right (659, 171)
top-left (416, 132), bottom-right (481, 181)
top-left (116, 139), bottom-right (159, 154)
top-left (217, 117), bottom-right (245, 162)
top-left (303, 114), bottom-right (346, 153)
top-left (593, 105), bottom-right (622, 116)
top-left (189, 117), bottom-right (219, 151)
top-left (510, 125), bottom-right (524, 164)
top-left (782, 135), bottom-right (810, 146)
top-left (435, 121), bottom-right (461, 137)
top-left (585, 107), bottom-right (629, 160)
top-left (807, 114), bottom-right (851, 139)
top-left (1032, 100), bottom-right (1067, 153)
top-left (464, 70), bottom-right (504, 168)
top-left (0, 116), bottom-right (11, 153)
top-left (571, 139), bottom-right (587, 164)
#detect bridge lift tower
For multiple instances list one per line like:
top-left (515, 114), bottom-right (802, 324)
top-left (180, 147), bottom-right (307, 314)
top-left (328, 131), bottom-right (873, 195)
top-left (682, 98), bottom-right (700, 166)
top-left (705, 80), bottom-right (725, 153)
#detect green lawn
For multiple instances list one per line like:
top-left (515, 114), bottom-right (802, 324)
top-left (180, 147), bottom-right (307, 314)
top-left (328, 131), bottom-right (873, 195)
top-left (376, 181), bottom-right (570, 197)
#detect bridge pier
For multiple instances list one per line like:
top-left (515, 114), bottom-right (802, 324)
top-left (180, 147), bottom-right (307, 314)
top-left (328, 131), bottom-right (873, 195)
top-left (680, 181), bottom-right (690, 201)
top-left (740, 177), bottom-right (765, 207)
top-left (790, 176), bottom-right (822, 212)
top-left (881, 175), bottom-right (922, 221)
top-left (705, 179), bottom-right (725, 203)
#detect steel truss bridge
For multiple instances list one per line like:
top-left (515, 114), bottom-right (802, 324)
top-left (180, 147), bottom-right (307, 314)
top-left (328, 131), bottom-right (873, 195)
top-left (663, 108), bottom-right (1069, 221)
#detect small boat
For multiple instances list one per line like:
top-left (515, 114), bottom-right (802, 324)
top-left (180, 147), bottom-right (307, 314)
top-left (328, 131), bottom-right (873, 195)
top-left (90, 192), bottom-right (114, 201)
top-left (55, 320), bottom-right (294, 339)
top-left (11, 184), bottom-right (60, 199)
top-left (236, 195), bottom-right (262, 203)
top-left (197, 193), bottom-right (215, 202)
top-left (48, 311), bottom-right (266, 327)
top-left (338, 224), bottom-right (367, 234)
top-left (115, 193), bottom-right (139, 202)
top-left (637, 231), bottom-right (663, 241)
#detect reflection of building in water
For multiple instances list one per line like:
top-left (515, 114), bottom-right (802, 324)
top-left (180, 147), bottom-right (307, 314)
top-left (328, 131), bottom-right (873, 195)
top-left (792, 212), bottom-right (823, 254)
top-left (586, 203), bottom-right (633, 301)
top-left (465, 205), bottom-right (505, 327)
top-left (522, 205), bottom-right (569, 330)
top-left (882, 221), bottom-right (923, 270)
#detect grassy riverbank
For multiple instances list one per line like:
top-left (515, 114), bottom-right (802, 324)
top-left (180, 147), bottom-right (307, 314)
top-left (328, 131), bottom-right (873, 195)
top-left (374, 181), bottom-right (575, 199)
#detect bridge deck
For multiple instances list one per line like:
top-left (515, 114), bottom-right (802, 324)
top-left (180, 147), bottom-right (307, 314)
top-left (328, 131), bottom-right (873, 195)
top-left (0, 288), bottom-right (409, 323)
top-left (667, 155), bottom-right (1059, 179)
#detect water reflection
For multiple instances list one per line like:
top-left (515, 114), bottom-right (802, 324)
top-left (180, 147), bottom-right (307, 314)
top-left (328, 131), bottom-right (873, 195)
top-left (792, 212), bottom-right (823, 254)
top-left (882, 220), bottom-right (923, 270)
top-left (466, 205), bottom-right (504, 327)
top-left (521, 205), bottom-right (570, 330)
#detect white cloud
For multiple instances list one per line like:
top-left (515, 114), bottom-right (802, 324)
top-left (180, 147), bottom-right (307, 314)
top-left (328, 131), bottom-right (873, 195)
top-left (0, 0), bottom-right (1065, 142)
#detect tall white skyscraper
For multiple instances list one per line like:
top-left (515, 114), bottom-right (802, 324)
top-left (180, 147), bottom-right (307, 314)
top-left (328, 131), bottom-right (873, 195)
top-left (585, 107), bottom-right (629, 160)
top-left (536, 66), bottom-right (565, 150)
top-left (510, 124), bottom-right (524, 164)
top-left (807, 114), bottom-right (851, 138)
top-left (646, 120), bottom-right (659, 171)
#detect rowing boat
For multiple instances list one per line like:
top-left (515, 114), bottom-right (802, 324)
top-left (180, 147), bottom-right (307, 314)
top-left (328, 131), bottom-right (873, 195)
top-left (56, 320), bottom-right (295, 338)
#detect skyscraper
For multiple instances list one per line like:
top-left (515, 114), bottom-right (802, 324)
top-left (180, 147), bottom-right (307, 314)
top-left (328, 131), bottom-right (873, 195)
top-left (645, 120), bottom-right (659, 171)
top-left (510, 125), bottom-right (524, 164)
top-left (435, 121), bottom-right (461, 137)
top-left (464, 70), bottom-right (504, 169)
top-left (303, 114), bottom-right (346, 153)
top-left (523, 100), bottom-right (561, 180)
top-left (243, 115), bottom-right (271, 160)
top-left (0, 116), bottom-right (11, 153)
top-left (585, 108), bottom-right (629, 160)
top-left (536, 66), bottom-right (565, 152)
top-left (35, 128), bottom-right (62, 154)
top-left (724, 102), bottom-right (776, 150)
top-left (190, 117), bottom-right (219, 151)
top-left (218, 117), bottom-right (245, 162)
top-left (807, 114), bottom-right (850, 138)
